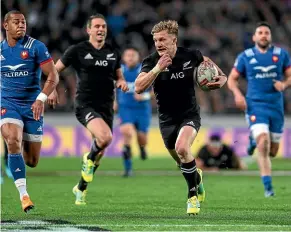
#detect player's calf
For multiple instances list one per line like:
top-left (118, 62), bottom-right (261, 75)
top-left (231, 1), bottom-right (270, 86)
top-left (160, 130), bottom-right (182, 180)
top-left (120, 124), bottom-right (135, 176)
top-left (256, 133), bottom-right (274, 196)
top-left (269, 142), bottom-right (279, 157)
top-left (137, 132), bottom-right (148, 160)
top-left (23, 141), bottom-right (41, 168)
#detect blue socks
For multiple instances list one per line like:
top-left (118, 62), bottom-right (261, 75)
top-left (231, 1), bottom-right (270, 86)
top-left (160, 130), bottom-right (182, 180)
top-left (124, 159), bottom-right (132, 173)
top-left (8, 153), bottom-right (28, 199)
top-left (122, 145), bottom-right (132, 176)
top-left (262, 176), bottom-right (273, 191)
top-left (8, 153), bottom-right (26, 181)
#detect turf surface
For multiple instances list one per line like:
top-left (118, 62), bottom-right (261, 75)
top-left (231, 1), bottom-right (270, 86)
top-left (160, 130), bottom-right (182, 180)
top-left (1, 157), bottom-right (291, 231)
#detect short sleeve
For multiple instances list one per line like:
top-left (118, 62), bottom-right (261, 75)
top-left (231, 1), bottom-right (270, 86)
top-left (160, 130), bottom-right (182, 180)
top-left (60, 45), bottom-right (77, 67)
top-left (114, 50), bottom-right (122, 71)
top-left (282, 49), bottom-right (291, 71)
top-left (35, 41), bottom-right (52, 65)
top-left (141, 56), bottom-right (155, 73)
top-left (233, 53), bottom-right (246, 75)
top-left (192, 49), bottom-right (204, 67)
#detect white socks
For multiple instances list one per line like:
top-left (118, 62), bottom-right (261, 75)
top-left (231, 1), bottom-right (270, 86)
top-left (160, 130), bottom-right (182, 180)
top-left (15, 178), bottom-right (28, 199)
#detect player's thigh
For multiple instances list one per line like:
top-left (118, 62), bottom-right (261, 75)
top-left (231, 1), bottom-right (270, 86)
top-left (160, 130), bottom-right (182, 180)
top-left (269, 110), bottom-right (284, 157)
top-left (136, 111), bottom-right (151, 146)
top-left (118, 107), bottom-right (135, 138)
top-left (118, 106), bottom-right (135, 127)
top-left (159, 122), bottom-right (179, 150)
top-left (75, 106), bottom-right (113, 147)
top-left (246, 105), bottom-right (270, 141)
top-left (21, 106), bottom-right (44, 167)
top-left (135, 109), bottom-right (151, 135)
top-left (175, 117), bottom-right (201, 152)
top-left (0, 101), bottom-right (24, 152)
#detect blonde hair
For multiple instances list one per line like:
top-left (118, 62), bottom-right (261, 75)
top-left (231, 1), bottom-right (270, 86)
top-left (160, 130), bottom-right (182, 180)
top-left (151, 20), bottom-right (178, 37)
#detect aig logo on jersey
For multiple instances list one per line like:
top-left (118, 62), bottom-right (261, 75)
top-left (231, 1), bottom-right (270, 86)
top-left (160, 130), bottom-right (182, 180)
top-left (171, 72), bottom-right (184, 79)
top-left (95, 60), bottom-right (108, 66)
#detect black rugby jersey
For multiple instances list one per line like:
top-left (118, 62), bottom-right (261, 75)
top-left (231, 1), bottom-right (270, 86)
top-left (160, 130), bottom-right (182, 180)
top-left (61, 41), bottom-right (121, 109)
top-left (141, 47), bottom-right (203, 121)
top-left (197, 145), bottom-right (236, 169)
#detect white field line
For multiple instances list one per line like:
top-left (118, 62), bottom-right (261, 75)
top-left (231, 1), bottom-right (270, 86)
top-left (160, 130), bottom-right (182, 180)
top-left (2, 222), bottom-right (291, 228)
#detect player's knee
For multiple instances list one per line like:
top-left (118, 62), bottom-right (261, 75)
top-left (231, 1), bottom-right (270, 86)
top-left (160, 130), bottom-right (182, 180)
top-left (120, 126), bottom-right (134, 140)
top-left (6, 135), bottom-right (22, 151)
top-left (98, 133), bottom-right (112, 148)
top-left (175, 144), bottom-right (188, 158)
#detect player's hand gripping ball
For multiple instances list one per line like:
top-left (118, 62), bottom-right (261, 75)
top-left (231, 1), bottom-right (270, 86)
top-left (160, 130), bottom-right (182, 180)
top-left (195, 60), bottom-right (219, 91)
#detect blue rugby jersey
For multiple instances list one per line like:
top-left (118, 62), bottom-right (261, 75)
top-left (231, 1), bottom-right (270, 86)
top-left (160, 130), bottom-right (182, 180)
top-left (1, 35), bottom-right (52, 104)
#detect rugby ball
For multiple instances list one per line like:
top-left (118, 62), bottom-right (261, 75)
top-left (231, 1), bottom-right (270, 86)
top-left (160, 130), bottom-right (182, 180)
top-left (195, 60), bottom-right (218, 91)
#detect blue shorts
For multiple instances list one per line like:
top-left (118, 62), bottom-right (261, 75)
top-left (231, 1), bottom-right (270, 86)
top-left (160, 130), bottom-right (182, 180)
top-left (246, 101), bottom-right (284, 143)
top-left (0, 98), bottom-right (43, 142)
top-left (118, 106), bottom-right (151, 133)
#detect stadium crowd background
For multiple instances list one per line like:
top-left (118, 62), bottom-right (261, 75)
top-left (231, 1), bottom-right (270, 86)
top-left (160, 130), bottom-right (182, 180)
top-left (2, 0), bottom-right (291, 114)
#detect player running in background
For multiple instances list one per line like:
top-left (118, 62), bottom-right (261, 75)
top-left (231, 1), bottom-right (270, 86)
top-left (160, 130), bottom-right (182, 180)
top-left (50, 14), bottom-right (128, 205)
top-left (0, 10), bottom-right (59, 212)
top-left (115, 47), bottom-right (152, 177)
top-left (228, 22), bottom-right (291, 197)
top-left (135, 20), bottom-right (227, 214)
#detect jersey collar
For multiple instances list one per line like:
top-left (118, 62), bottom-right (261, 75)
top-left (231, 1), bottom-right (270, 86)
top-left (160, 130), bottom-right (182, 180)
top-left (254, 45), bottom-right (273, 54)
top-left (2, 35), bottom-right (27, 48)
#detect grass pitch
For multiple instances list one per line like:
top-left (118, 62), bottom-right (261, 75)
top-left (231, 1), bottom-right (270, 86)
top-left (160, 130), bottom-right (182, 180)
top-left (1, 157), bottom-right (291, 231)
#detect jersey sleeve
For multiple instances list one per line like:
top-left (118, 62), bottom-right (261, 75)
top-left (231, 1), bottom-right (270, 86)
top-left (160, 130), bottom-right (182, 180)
top-left (60, 45), bottom-right (77, 67)
top-left (192, 49), bottom-right (204, 67)
top-left (35, 41), bottom-right (53, 65)
top-left (141, 56), bottom-right (155, 73)
top-left (233, 53), bottom-right (246, 75)
top-left (114, 50), bottom-right (122, 71)
top-left (113, 50), bottom-right (122, 80)
top-left (282, 49), bottom-right (291, 71)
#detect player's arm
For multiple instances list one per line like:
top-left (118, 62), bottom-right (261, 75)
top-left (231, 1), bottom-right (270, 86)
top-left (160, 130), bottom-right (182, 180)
top-left (203, 56), bottom-right (227, 90)
top-left (47, 46), bottom-right (76, 105)
top-left (135, 54), bottom-right (172, 93)
top-left (274, 50), bottom-right (291, 91)
top-left (113, 89), bottom-right (118, 113)
top-left (227, 54), bottom-right (247, 111)
top-left (282, 67), bottom-right (291, 89)
top-left (115, 68), bottom-right (129, 92)
top-left (55, 59), bottom-right (67, 73)
top-left (230, 148), bottom-right (247, 170)
top-left (32, 43), bottom-right (60, 120)
top-left (40, 61), bottom-right (59, 98)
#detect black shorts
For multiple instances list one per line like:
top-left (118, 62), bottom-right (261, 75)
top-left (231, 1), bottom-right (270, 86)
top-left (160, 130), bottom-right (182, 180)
top-left (159, 112), bottom-right (201, 150)
top-left (75, 105), bottom-right (113, 131)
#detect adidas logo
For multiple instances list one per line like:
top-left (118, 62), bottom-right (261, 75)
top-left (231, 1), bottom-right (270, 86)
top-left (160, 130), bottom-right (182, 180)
top-left (162, 68), bottom-right (169, 72)
top-left (37, 126), bottom-right (42, 132)
top-left (15, 168), bottom-right (21, 172)
top-left (187, 121), bottom-right (195, 127)
top-left (190, 187), bottom-right (196, 191)
top-left (249, 58), bottom-right (257, 64)
top-left (0, 54), bottom-right (5, 61)
top-left (84, 53), bottom-right (93, 59)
